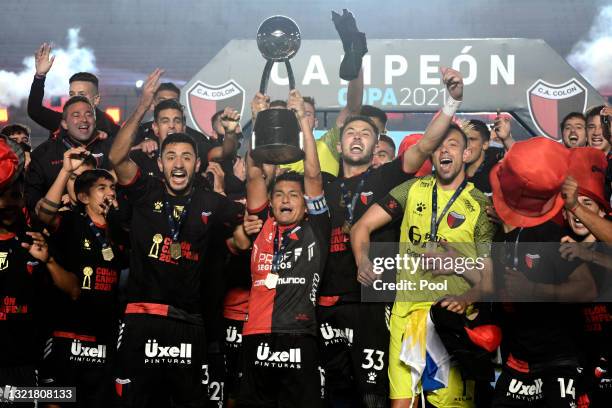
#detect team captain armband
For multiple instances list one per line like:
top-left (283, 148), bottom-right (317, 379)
top-left (305, 194), bottom-right (328, 215)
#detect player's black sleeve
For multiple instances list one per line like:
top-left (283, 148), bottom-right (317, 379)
top-left (27, 76), bottom-right (62, 132)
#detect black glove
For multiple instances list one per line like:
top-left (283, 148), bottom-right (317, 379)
top-left (332, 9), bottom-right (367, 81)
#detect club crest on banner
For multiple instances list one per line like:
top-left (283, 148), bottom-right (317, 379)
top-left (186, 80), bottom-right (245, 136)
top-left (526, 78), bottom-right (587, 141)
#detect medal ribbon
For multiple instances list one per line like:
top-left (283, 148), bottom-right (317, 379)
top-left (163, 193), bottom-right (193, 243)
top-left (340, 168), bottom-right (371, 227)
top-left (429, 178), bottom-right (468, 242)
top-left (84, 214), bottom-right (111, 251)
top-left (271, 225), bottom-right (293, 274)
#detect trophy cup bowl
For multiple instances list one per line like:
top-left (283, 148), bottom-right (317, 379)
top-left (252, 15), bottom-right (304, 164)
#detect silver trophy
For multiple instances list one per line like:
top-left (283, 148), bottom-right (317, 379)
top-left (251, 15), bottom-right (304, 164)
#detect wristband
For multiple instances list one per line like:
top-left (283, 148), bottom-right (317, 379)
top-left (442, 95), bottom-right (462, 117)
top-left (41, 197), bottom-right (62, 209)
top-left (34, 73), bottom-right (46, 79)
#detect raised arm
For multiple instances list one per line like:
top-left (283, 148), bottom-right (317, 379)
top-left (402, 67), bottom-right (463, 174)
top-left (109, 69), bottom-right (163, 184)
top-left (336, 69), bottom-right (364, 128)
top-left (35, 146), bottom-right (90, 227)
top-left (208, 107), bottom-right (242, 163)
top-left (246, 150), bottom-right (269, 212)
top-left (562, 176), bottom-right (612, 242)
top-left (23, 231), bottom-right (80, 300)
top-left (287, 89), bottom-right (323, 197)
top-left (27, 43), bottom-right (62, 132)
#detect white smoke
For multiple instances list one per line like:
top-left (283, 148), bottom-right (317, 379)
top-left (0, 28), bottom-right (97, 107)
top-left (567, 5), bottom-right (612, 91)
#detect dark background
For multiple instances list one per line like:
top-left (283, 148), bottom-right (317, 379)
top-left (1, 0), bottom-right (611, 145)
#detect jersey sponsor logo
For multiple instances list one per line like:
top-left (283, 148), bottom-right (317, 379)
top-left (366, 371), bottom-right (378, 384)
top-left (225, 325), bottom-right (242, 346)
top-left (360, 191), bottom-right (374, 206)
top-left (310, 272), bottom-right (320, 304)
top-left (256, 252), bottom-right (293, 272)
top-left (144, 339), bottom-right (192, 365)
top-left (82, 238), bottom-right (92, 250)
top-left (70, 339), bottom-right (107, 363)
top-left (525, 253), bottom-right (540, 269)
top-left (506, 378), bottom-right (543, 401)
top-left (153, 201), bottom-right (163, 213)
top-left (187, 80), bottom-right (245, 136)
top-left (201, 211), bottom-right (212, 225)
top-left (308, 242), bottom-right (315, 261)
top-left (255, 342), bottom-right (302, 369)
top-left (408, 226), bottom-right (422, 244)
top-left (446, 211), bottom-right (466, 229)
top-left (0, 252), bottom-right (8, 270)
top-left (527, 78), bottom-right (587, 141)
top-left (278, 276), bottom-right (306, 285)
top-left (319, 323), bottom-right (354, 345)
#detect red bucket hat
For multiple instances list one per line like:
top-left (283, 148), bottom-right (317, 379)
top-left (398, 133), bottom-right (433, 177)
top-left (490, 137), bottom-right (570, 227)
top-left (0, 138), bottom-right (19, 190)
top-left (567, 147), bottom-right (609, 212)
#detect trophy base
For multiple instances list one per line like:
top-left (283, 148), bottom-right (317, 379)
top-left (251, 144), bottom-right (304, 165)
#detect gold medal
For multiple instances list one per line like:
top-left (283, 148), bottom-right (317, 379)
top-left (170, 242), bottom-right (182, 260)
top-left (342, 221), bottom-right (352, 235)
top-left (102, 246), bottom-right (114, 261)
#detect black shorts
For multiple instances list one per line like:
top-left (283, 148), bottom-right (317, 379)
top-left (317, 302), bottom-right (390, 403)
top-left (492, 365), bottom-right (580, 408)
top-left (222, 318), bottom-right (244, 399)
top-left (238, 333), bottom-right (324, 408)
top-left (582, 355), bottom-right (612, 407)
top-left (39, 332), bottom-right (115, 407)
top-left (0, 365), bottom-right (37, 407)
top-left (114, 314), bottom-right (208, 408)
top-left (206, 342), bottom-right (226, 408)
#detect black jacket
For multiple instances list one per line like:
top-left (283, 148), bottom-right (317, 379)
top-left (27, 76), bottom-right (120, 138)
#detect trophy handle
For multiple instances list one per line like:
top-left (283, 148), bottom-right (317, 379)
top-left (259, 60), bottom-right (274, 94)
top-left (285, 60), bottom-right (296, 90)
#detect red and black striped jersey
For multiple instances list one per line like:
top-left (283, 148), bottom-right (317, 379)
top-left (244, 197), bottom-right (330, 336)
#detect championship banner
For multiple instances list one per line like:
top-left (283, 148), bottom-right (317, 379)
top-left (182, 39), bottom-right (605, 140)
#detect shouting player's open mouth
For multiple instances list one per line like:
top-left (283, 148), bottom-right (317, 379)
top-left (170, 168), bottom-right (188, 187)
top-left (438, 156), bottom-right (453, 172)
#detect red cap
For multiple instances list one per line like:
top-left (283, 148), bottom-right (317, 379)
top-left (398, 133), bottom-right (433, 177)
top-left (0, 139), bottom-right (19, 190)
top-left (490, 137), bottom-right (570, 227)
top-left (567, 147), bottom-right (609, 211)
